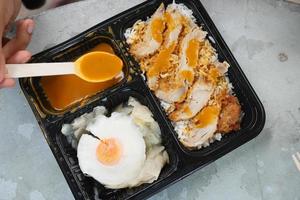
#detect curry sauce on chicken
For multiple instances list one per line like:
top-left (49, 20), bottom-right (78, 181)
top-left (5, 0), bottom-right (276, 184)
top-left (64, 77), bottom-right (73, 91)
top-left (125, 3), bottom-right (242, 149)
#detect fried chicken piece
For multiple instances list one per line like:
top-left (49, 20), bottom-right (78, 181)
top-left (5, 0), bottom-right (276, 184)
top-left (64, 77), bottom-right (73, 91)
top-left (169, 77), bottom-right (214, 121)
top-left (177, 27), bottom-right (207, 84)
top-left (147, 6), bottom-right (183, 91)
top-left (155, 72), bottom-right (187, 104)
top-left (130, 4), bottom-right (165, 59)
top-left (156, 28), bottom-right (207, 103)
top-left (217, 95), bottom-right (241, 133)
top-left (180, 105), bottom-right (220, 148)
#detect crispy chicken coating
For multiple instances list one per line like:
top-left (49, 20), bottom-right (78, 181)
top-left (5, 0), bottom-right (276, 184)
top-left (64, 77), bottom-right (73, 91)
top-left (217, 95), bottom-right (241, 133)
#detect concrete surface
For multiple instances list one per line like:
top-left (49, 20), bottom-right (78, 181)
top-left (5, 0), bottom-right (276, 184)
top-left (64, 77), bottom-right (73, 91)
top-left (0, 0), bottom-right (300, 199)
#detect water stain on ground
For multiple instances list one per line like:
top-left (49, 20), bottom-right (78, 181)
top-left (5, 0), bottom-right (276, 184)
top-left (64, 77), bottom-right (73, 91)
top-left (152, 190), bottom-right (170, 200)
top-left (262, 0), bottom-right (300, 12)
top-left (241, 169), bottom-right (262, 198)
top-left (231, 36), bottom-right (274, 59)
top-left (29, 190), bottom-right (46, 200)
top-left (278, 52), bottom-right (288, 62)
top-left (287, 110), bottom-right (300, 132)
top-left (151, 163), bottom-right (218, 200)
top-left (255, 127), bottom-right (273, 148)
top-left (17, 123), bottom-right (35, 141)
top-left (0, 177), bottom-right (18, 200)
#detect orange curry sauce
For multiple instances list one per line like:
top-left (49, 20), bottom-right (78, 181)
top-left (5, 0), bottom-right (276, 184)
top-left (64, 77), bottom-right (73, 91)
top-left (40, 43), bottom-right (123, 110)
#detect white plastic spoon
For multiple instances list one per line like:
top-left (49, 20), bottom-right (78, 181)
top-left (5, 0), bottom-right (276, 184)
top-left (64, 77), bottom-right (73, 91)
top-left (5, 52), bottom-right (123, 83)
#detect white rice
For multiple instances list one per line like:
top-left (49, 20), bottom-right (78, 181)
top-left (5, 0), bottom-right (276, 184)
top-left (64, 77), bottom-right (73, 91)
top-left (141, 73), bottom-right (146, 81)
top-left (173, 121), bottom-right (189, 140)
top-left (214, 133), bottom-right (222, 141)
top-left (160, 101), bottom-right (172, 111)
top-left (211, 54), bottom-right (218, 63)
top-left (169, 2), bottom-right (196, 22)
top-left (124, 27), bottom-right (133, 40)
top-left (124, 20), bottom-right (144, 44)
top-left (125, 3), bottom-right (238, 150)
top-left (202, 142), bottom-right (210, 148)
top-left (194, 133), bottom-right (223, 149)
top-left (225, 76), bottom-right (234, 92)
top-left (208, 36), bottom-right (216, 44)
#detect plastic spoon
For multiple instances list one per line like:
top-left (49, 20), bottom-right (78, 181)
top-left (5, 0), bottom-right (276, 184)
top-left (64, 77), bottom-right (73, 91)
top-left (5, 52), bottom-right (123, 83)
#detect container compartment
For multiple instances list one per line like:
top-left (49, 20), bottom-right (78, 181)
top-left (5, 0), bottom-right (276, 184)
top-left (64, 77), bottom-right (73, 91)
top-left (20, 31), bottom-right (131, 119)
top-left (19, 0), bottom-right (265, 199)
top-left (45, 78), bottom-right (179, 200)
top-left (113, 0), bottom-right (265, 156)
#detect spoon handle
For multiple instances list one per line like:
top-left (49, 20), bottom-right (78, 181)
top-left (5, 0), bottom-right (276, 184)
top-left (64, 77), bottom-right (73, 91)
top-left (6, 62), bottom-right (75, 78)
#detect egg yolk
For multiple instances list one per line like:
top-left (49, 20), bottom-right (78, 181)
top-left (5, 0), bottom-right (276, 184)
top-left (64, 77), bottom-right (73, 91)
top-left (193, 106), bottom-right (220, 128)
top-left (151, 18), bottom-right (165, 43)
top-left (96, 138), bottom-right (122, 166)
top-left (186, 39), bottom-right (200, 68)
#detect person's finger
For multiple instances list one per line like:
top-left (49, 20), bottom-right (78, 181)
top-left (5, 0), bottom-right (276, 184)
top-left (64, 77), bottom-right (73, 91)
top-left (0, 53), bottom-right (5, 82)
top-left (3, 19), bottom-right (34, 59)
top-left (2, 37), bottom-right (10, 46)
top-left (9, 0), bottom-right (22, 24)
top-left (0, 50), bottom-right (32, 89)
top-left (0, 78), bottom-right (15, 89)
top-left (7, 50), bottom-right (31, 64)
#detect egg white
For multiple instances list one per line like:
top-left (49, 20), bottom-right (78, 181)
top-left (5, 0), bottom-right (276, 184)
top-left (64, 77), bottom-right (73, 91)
top-left (77, 112), bottom-right (146, 188)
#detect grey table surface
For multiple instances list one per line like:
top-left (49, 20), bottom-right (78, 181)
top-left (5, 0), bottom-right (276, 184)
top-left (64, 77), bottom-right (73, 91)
top-left (1, 0), bottom-right (300, 199)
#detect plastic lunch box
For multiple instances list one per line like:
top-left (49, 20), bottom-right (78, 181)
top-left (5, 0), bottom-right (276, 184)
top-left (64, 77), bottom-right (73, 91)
top-left (19, 0), bottom-right (266, 199)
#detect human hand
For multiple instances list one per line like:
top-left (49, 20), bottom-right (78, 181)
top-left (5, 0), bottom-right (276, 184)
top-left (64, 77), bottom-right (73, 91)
top-left (0, 0), bottom-right (35, 88)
